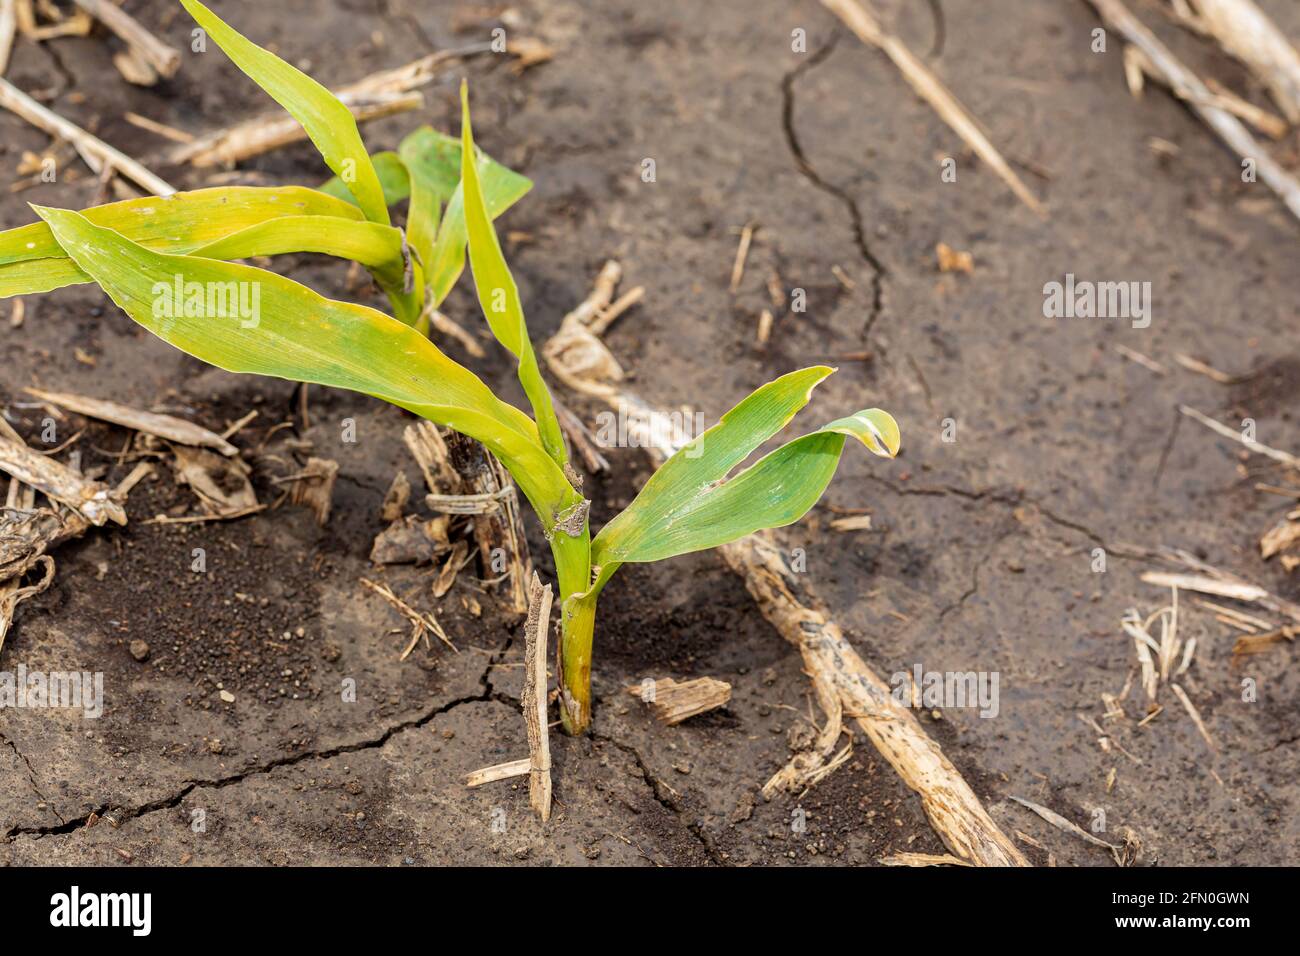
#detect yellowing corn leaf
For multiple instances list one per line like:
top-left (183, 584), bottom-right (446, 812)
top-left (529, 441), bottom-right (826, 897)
top-left (0, 257), bottom-right (89, 299)
top-left (1, 187), bottom-right (359, 267)
top-left (0, 187), bottom-right (360, 298)
top-left (35, 206), bottom-right (582, 527)
top-left (181, 0), bottom-right (389, 226)
top-left (425, 132), bottom-right (531, 308)
top-left (591, 368), bottom-right (899, 566)
top-left (190, 215), bottom-right (410, 297)
top-left (460, 85), bottom-right (566, 470)
top-left (398, 139), bottom-right (444, 298)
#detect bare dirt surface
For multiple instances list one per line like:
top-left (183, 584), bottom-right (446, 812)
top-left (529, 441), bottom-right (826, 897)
top-left (2, 0), bottom-right (1298, 866)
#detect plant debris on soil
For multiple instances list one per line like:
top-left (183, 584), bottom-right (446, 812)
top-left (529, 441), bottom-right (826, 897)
top-left (1, 0), bottom-right (1299, 868)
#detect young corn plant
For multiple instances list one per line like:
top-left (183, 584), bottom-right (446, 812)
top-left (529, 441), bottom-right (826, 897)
top-left (0, 1), bottom-right (901, 734)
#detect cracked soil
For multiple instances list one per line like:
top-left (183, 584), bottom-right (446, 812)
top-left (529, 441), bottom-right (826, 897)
top-left (2, 0), bottom-right (1299, 866)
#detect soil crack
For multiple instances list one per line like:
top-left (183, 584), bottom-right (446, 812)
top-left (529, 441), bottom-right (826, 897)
top-left (780, 34), bottom-right (886, 339)
top-left (864, 476), bottom-right (1133, 557)
top-left (3, 638), bottom-right (519, 843)
top-left (588, 723), bottom-right (724, 865)
top-left (1, 732), bottom-right (65, 826)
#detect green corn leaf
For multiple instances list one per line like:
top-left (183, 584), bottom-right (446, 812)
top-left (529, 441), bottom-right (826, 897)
top-left (459, 84), bottom-right (566, 470)
top-left (397, 128), bottom-right (466, 206)
top-left (319, 151), bottom-right (410, 206)
top-left (34, 206), bottom-right (586, 528)
top-left (590, 368), bottom-right (899, 566)
top-left (322, 132), bottom-right (533, 309)
top-left (317, 133), bottom-right (532, 322)
top-left (394, 127), bottom-right (532, 214)
top-left (180, 0), bottom-right (389, 226)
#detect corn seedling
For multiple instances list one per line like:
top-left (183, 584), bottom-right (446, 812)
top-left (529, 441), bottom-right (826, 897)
top-left (0, 1), bottom-right (900, 733)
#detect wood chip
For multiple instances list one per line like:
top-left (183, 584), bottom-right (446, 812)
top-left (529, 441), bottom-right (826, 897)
top-left (521, 573), bottom-right (553, 822)
top-left (1085, 0), bottom-right (1300, 223)
top-left (12, 0), bottom-right (31, 38)
top-left (73, 0), bottom-right (180, 80)
top-left (935, 241), bottom-right (973, 274)
top-left (1010, 795), bottom-right (1119, 854)
top-left (282, 457), bottom-right (338, 526)
top-left (24, 387), bottom-right (239, 456)
top-left (1115, 344), bottom-right (1166, 374)
top-left (1260, 513), bottom-right (1300, 560)
top-left (829, 514), bottom-right (873, 532)
top-left (0, 77), bottom-right (173, 194)
top-left (171, 90), bottom-right (423, 167)
top-left (1231, 625), bottom-right (1298, 658)
top-left (431, 539), bottom-right (469, 599)
top-left (170, 445), bottom-right (257, 518)
top-left (1174, 353), bottom-right (1245, 384)
top-left (1178, 404), bottom-right (1299, 467)
top-left (0, 0), bottom-right (16, 78)
top-left (729, 221), bottom-right (756, 293)
top-left (361, 577), bottom-right (454, 653)
top-left (505, 36), bottom-right (554, 74)
top-left (0, 433), bottom-right (124, 525)
top-left (369, 514), bottom-right (448, 566)
top-left (124, 111), bottom-right (194, 145)
top-left (880, 852), bottom-right (972, 867)
top-left (379, 470), bottom-right (410, 522)
top-left (1170, 683), bottom-right (1216, 750)
top-left (0, 554), bottom-right (52, 658)
top-left (25, 6), bottom-right (91, 42)
top-left (625, 676), bottom-right (732, 726)
top-left (465, 758), bottom-right (529, 788)
top-left (112, 47), bottom-right (157, 87)
top-left (755, 308), bottom-right (773, 348)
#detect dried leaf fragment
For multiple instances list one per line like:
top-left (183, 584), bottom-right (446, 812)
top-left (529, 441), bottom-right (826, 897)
top-left (625, 676), bottom-right (732, 726)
